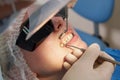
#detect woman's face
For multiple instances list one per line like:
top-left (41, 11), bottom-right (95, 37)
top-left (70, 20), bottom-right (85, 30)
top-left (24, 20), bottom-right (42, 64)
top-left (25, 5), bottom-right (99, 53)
top-left (21, 16), bottom-right (87, 77)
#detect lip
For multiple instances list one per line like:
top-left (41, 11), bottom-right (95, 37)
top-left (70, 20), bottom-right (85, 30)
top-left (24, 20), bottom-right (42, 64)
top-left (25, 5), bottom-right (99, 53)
top-left (65, 28), bottom-right (79, 45)
top-left (68, 32), bottom-right (78, 45)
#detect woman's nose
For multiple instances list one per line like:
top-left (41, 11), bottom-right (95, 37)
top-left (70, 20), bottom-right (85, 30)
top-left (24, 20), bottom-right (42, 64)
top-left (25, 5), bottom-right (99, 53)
top-left (51, 16), bottom-right (65, 32)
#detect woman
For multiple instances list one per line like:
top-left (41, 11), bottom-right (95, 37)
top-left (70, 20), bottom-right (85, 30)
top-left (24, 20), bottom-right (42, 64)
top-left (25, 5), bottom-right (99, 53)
top-left (0, 0), bottom-right (115, 80)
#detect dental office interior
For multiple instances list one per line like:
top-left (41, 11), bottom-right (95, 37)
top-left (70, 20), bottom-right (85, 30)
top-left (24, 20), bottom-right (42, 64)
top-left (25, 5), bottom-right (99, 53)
top-left (69, 0), bottom-right (120, 50)
top-left (0, 0), bottom-right (120, 80)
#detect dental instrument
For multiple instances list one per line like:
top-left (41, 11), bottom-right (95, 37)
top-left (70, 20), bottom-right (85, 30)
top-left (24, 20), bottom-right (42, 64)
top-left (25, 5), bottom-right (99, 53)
top-left (67, 45), bottom-right (120, 66)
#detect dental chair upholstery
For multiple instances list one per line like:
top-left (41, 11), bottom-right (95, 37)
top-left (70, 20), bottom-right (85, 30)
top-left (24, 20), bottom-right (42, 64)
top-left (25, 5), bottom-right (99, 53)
top-left (72, 1), bottom-right (120, 80)
top-left (73, 0), bottom-right (115, 47)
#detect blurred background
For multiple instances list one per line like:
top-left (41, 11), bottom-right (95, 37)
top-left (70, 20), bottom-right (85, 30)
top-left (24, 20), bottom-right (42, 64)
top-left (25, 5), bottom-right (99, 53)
top-left (69, 0), bottom-right (120, 49)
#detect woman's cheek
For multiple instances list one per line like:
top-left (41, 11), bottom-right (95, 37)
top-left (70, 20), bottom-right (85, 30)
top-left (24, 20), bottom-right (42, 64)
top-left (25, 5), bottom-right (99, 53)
top-left (37, 34), bottom-right (68, 59)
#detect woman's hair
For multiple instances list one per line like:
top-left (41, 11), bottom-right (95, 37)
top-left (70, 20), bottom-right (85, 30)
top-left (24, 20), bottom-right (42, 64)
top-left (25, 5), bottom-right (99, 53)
top-left (0, 0), bottom-right (17, 5)
top-left (0, 8), bottom-right (38, 80)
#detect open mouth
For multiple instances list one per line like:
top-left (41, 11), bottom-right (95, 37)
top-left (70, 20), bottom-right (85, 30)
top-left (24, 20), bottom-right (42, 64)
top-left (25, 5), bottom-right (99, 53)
top-left (60, 32), bottom-right (74, 47)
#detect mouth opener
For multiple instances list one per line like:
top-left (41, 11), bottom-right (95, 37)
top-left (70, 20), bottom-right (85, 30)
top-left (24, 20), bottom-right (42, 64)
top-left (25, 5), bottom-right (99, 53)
top-left (67, 45), bottom-right (120, 66)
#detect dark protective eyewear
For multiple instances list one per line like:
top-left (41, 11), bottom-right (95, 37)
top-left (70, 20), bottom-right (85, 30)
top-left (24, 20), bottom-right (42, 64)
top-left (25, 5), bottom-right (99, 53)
top-left (16, 6), bottom-right (68, 51)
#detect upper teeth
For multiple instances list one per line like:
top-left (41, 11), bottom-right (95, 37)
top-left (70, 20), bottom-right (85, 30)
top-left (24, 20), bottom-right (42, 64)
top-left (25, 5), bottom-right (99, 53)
top-left (61, 33), bottom-right (73, 45)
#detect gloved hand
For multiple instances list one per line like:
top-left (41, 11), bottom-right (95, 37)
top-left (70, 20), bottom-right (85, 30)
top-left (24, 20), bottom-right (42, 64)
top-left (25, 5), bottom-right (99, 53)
top-left (62, 44), bottom-right (115, 80)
